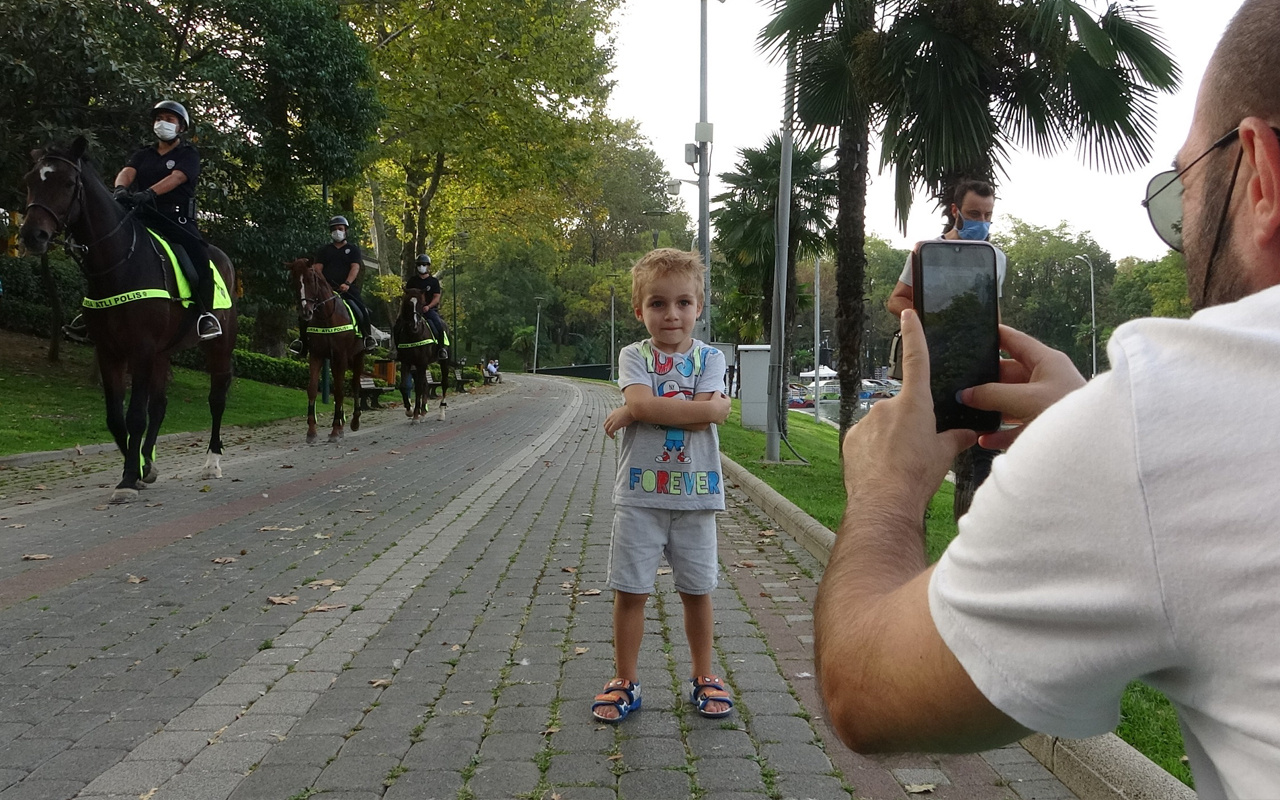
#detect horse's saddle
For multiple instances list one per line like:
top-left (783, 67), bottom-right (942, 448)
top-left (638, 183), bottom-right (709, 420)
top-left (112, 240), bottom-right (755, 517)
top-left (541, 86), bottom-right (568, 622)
top-left (395, 316), bottom-right (447, 349)
top-left (81, 228), bottom-right (232, 311)
top-left (304, 297), bottom-right (360, 335)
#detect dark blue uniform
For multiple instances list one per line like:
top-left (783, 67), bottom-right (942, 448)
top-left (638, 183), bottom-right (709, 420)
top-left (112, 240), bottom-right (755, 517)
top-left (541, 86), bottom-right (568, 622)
top-left (405, 273), bottom-right (446, 342)
top-left (126, 141), bottom-right (212, 309)
top-left (314, 240), bottom-right (370, 338)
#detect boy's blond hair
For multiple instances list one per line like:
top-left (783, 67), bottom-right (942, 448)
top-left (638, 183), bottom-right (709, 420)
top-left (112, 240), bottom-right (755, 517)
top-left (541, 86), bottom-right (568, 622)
top-left (631, 248), bottom-right (706, 309)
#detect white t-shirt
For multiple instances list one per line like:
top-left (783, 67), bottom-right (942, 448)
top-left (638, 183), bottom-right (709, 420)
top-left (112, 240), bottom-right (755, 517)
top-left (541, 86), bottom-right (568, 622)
top-left (928, 284), bottom-right (1280, 800)
top-left (899, 240), bottom-right (1008, 296)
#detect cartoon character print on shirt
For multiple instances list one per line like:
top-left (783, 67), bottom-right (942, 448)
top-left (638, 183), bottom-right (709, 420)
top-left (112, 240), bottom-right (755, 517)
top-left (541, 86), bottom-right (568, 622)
top-left (656, 380), bottom-right (693, 464)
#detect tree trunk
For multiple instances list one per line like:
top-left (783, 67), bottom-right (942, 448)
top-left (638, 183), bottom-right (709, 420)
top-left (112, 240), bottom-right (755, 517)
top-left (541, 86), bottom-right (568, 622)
top-left (40, 252), bottom-right (62, 363)
top-left (835, 111), bottom-right (869, 441)
top-left (253, 305), bottom-right (292, 358)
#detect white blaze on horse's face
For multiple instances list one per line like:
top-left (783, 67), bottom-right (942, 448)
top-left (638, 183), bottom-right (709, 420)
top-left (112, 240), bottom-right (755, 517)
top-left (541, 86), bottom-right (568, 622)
top-left (299, 281), bottom-right (312, 320)
top-left (38, 165), bottom-right (55, 182)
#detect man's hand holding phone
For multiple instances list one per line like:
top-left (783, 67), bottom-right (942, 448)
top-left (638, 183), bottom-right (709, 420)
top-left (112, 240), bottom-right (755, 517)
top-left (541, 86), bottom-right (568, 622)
top-left (841, 310), bottom-right (977, 515)
top-left (959, 325), bottom-right (1086, 451)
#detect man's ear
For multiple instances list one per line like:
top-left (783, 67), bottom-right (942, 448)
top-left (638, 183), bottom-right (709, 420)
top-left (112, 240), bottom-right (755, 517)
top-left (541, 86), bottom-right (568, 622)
top-left (1241, 118), bottom-right (1280, 257)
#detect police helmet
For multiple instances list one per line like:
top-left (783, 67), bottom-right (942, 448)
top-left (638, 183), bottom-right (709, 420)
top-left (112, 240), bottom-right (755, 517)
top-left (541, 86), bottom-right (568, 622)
top-left (416, 254), bottom-right (431, 267)
top-left (328, 216), bottom-right (350, 229)
top-left (152, 100), bottom-right (190, 131)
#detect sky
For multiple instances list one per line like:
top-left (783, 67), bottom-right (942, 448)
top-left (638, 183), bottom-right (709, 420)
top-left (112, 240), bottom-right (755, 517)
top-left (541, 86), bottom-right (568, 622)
top-left (606, 0), bottom-right (1247, 263)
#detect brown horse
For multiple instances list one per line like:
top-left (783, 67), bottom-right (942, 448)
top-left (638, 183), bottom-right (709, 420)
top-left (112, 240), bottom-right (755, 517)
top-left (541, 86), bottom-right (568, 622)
top-left (284, 258), bottom-right (363, 443)
top-left (393, 288), bottom-right (452, 422)
top-left (19, 137), bottom-right (237, 504)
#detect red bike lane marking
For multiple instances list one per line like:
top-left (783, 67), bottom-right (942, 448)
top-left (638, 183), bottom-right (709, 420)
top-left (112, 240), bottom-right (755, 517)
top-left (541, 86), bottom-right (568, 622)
top-left (0, 394), bottom-right (540, 610)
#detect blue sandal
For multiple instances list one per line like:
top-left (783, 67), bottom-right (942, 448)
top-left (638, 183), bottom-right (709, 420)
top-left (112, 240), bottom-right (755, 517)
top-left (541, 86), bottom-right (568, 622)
top-left (592, 679), bottom-right (641, 722)
top-left (690, 675), bottom-right (734, 718)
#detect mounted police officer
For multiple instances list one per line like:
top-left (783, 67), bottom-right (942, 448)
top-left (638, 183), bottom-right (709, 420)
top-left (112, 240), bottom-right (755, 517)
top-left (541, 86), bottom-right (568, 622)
top-left (404, 253), bottom-right (449, 359)
top-left (65, 100), bottom-right (220, 342)
top-left (314, 216), bottom-right (374, 351)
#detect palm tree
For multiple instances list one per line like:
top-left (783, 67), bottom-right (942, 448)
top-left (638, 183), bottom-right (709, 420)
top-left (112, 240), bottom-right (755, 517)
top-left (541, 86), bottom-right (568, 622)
top-left (762, 0), bottom-right (1180, 440)
top-left (714, 135), bottom-right (837, 435)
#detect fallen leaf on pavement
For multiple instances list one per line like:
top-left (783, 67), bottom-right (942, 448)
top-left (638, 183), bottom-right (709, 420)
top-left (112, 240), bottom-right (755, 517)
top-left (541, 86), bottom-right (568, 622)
top-left (903, 785), bottom-right (936, 794)
top-left (268, 595), bottom-right (298, 605)
top-left (579, 589), bottom-right (602, 596)
top-left (199, 485), bottom-right (211, 492)
top-left (146, 503), bottom-right (163, 508)
top-left (280, 464), bottom-right (294, 469)
top-left (450, 644), bottom-right (461, 651)
top-left (733, 561), bottom-right (757, 569)
top-left (759, 529), bottom-right (776, 537)
top-left (561, 566), bottom-right (577, 574)
top-left (308, 579), bottom-right (339, 588)
top-left (574, 647), bottom-right (589, 655)
top-left (389, 450), bottom-right (400, 454)
top-left (608, 754), bottom-right (623, 761)
top-left (369, 679), bottom-right (392, 688)
top-left (7, 523), bottom-right (26, 529)
top-left (656, 567), bottom-right (672, 575)
top-left (305, 604), bottom-right (346, 613)
top-left (352, 508), bottom-right (373, 513)
top-left (314, 533), bottom-right (331, 539)
top-left (212, 557), bottom-right (237, 564)
top-left (92, 505), bottom-right (109, 511)
top-left (540, 727), bottom-right (560, 736)
top-left (258, 526), bottom-right (299, 532)
top-left (759, 592), bottom-right (772, 598)
top-left (363, 491), bottom-right (376, 496)
top-left (560, 582), bottom-right (573, 590)
top-left (22, 553), bottom-right (51, 560)
top-left (126, 574), bottom-right (147, 584)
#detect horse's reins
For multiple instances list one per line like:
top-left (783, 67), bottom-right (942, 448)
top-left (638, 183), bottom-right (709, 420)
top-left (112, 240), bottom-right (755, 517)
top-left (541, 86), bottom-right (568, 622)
top-left (26, 155), bottom-right (141, 271)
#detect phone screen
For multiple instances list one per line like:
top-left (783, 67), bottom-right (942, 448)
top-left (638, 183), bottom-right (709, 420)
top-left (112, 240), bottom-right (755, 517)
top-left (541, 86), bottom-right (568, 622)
top-left (912, 241), bottom-right (1001, 432)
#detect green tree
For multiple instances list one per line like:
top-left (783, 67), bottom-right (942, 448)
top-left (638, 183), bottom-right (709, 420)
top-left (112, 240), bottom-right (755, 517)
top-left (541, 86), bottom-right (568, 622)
top-left (347, 0), bottom-right (619, 275)
top-left (1111, 251), bottom-right (1190, 325)
top-left (995, 218), bottom-right (1114, 375)
top-left (763, 0), bottom-right (1180, 435)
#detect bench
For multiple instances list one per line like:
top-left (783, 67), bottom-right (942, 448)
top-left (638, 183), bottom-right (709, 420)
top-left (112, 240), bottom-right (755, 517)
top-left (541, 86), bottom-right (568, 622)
top-left (358, 376), bottom-right (398, 410)
top-left (482, 370), bottom-right (502, 385)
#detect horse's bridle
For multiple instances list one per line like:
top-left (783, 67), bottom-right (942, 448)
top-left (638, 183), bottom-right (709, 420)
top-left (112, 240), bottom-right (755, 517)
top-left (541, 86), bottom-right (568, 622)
top-left (298, 269), bottom-right (340, 322)
top-left (24, 155), bottom-right (85, 234)
top-left (25, 154), bottom-right (139, 259)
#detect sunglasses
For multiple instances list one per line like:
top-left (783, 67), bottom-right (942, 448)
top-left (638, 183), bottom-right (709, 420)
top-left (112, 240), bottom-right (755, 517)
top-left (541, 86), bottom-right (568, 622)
top-left (1141, 128), bottom-right (1243, 252)
top-left (1143, 126), bottom-right (1280, 252)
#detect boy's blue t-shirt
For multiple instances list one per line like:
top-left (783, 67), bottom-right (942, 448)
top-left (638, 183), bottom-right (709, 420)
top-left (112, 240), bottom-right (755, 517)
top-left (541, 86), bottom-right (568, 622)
top-left (612, 339), bottom-right (726, 511)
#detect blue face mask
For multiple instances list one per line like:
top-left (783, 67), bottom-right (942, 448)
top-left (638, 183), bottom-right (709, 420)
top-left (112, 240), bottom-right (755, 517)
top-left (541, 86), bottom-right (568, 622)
top-left (955, 217), bottom-right (991, 240)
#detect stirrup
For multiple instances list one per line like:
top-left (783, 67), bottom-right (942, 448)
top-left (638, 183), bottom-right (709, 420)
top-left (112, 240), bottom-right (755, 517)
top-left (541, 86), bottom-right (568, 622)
top-left (197, 313), bottom-right (222, 340)
top-left (288, 339), bottom-right (305, 357)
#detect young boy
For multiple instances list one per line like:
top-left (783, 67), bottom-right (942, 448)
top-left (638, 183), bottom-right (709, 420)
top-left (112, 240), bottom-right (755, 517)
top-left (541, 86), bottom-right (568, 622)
top-left (597, 248), bottom-right (733, 722)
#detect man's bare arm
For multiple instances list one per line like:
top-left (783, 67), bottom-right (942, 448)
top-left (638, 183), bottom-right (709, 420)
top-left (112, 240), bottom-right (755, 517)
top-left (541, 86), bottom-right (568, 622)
top-left (886, 281), bottom-right (913, 317)
top-left (816, 310), bottom-right (1028, 753)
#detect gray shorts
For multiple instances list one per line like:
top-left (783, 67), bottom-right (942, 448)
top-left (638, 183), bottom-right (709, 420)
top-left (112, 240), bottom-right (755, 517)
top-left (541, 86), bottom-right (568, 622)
top-left (607, 505), bottom-right (719, 595)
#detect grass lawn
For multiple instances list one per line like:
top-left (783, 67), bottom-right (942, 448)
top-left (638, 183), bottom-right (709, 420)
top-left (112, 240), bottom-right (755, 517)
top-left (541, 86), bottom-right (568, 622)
top-left (719, 402), bottom-right (1192, 787)
top-left (0, 332), bottom-right (308, 456)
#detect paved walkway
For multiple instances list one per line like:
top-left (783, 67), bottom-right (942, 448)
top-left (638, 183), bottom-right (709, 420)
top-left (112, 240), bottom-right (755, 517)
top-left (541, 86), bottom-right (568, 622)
top-left (0, 375), bottom-right (1077, 799)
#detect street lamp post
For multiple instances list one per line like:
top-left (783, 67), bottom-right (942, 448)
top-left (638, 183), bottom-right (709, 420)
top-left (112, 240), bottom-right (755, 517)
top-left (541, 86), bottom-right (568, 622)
top-left (641, 209), bottom-right (670, 249)
top-left (533, 295), bottom-right (545, 374)
top-left (1072, 254), bottom-right (1097, 377)
top-left (608, 274), bottom-right (622, 383)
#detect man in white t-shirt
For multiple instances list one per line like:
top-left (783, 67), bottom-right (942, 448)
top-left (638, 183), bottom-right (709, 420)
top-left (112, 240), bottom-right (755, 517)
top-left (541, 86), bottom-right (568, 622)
top-left (815, 3), bottom-right (1280, 797)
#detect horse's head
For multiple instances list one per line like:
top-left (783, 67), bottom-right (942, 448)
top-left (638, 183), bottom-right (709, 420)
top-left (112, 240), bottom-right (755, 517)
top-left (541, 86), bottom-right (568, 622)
top-left (284, 257), bottom-right (329, 321)
top-left (19, 137), bottom-right (91, 254)
top-left (401, 288), bottom-right (425, 318)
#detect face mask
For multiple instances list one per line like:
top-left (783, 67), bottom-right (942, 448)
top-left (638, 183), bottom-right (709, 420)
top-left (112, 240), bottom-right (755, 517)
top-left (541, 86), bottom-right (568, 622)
top-left (153, 121), bottom-right (179, 141)
top-left (955, 217), bottom-right (991, 241)
top-left (417, 266), bottom-right (429, 275)
top-left (331, 229), bottom-right (345, 243)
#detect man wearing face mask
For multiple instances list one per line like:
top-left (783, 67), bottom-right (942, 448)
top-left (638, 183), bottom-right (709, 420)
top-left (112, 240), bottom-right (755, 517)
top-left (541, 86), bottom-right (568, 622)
top-left (66, 100), bottom-right (220, 342)
top-left (887, 179), bottom-right (1007, 317)
top-left (314, 216), bottom-right (375, 351)
top-left (116, 100), bottom-right (220, 340)
top-left (404, 254), bottom-right (449, 360)
top-left (886, 179), bottom-right (1007, 519)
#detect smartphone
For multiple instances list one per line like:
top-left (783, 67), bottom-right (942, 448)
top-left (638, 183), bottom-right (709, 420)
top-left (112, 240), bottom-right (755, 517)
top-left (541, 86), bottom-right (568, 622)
top-left (911, 240), bottom-right (1001, 432)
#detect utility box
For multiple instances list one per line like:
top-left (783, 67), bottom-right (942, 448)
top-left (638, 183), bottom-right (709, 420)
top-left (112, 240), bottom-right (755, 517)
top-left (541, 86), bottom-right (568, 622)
top-left (737, 345), bottom-right (771, 431)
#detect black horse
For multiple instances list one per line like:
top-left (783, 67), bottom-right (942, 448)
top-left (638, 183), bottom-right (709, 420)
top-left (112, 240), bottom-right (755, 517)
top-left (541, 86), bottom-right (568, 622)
top-left (19, 137), bottom-right (237, 504)
top-left (393, 288), bottom-right (451, 423)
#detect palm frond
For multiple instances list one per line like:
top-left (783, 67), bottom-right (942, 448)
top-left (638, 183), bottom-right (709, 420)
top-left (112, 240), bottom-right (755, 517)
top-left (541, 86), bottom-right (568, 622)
top-left (1064, 47), bottom-right (1157, 172)
top-left (1100, 3), bottom-right (1180, 92)
top-left (759, 0), bottom-right (841, 59)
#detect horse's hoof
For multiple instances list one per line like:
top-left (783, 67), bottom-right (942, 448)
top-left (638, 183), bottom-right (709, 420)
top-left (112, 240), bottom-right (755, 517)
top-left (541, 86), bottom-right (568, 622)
top-left (404, 407), bottom-right (413, 418)
top-left (306, 433), bottom-right (318, 444)
top-left (409, 417), bottom-right (418, 425)
top-left (350, 418), bottom-right (361, 432)
top-left (201, 452), bottom-right (222, 479)
top-left (109, 488), bottom-right (139, 504)
top-left (142, 464), bottom-right (159, 484)
top-left (328, 432), bottom-right (344, 443)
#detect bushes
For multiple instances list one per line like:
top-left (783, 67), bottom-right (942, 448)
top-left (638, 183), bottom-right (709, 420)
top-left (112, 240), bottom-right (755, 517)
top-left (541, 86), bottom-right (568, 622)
top-left (172, 348), bottom-right (310, 389)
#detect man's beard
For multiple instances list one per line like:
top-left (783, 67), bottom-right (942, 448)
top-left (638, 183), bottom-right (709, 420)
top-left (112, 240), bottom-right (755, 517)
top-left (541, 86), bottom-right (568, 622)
top-left (1185, 152), bottom-right (1250, 311)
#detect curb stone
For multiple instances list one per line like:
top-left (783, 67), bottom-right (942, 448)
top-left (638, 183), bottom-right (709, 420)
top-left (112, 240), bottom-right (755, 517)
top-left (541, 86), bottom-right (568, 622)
top-left (720, 453), bottom-right (1196, 800)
